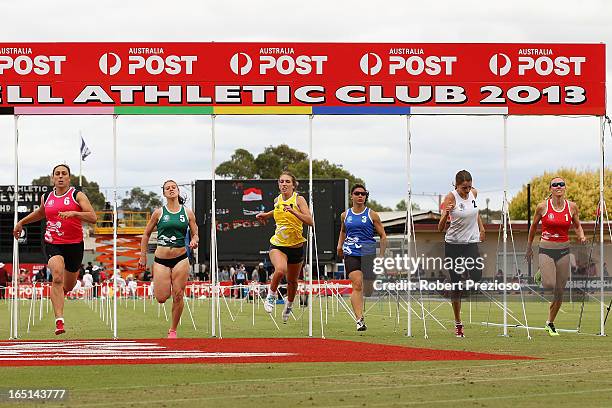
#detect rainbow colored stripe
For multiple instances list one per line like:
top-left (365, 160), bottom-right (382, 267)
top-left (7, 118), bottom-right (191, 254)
top-left (2, 106), bottom-right (509, 115)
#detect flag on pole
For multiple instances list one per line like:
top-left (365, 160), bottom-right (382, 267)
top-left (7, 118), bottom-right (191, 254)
top-left (80, 136), bottom-right (91, 161)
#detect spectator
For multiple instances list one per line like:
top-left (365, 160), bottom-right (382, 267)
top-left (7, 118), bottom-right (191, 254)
top-left (141, 269), bottom-right (152, 282)
top-left (198, 263), bottom-right (208, 281)
top-left (148, 281), bottom-right (155, 298)
top-left (114, 271), bottom-right (126, 288)
top-left (44, 264), bottom-right (51, 282)
top-left (587, 262), bottom-right (597, 277)
top-left (86, 262), bottom-right (94, 274)
top-left (0, 263), bottom-right (9, 299)
top-left (251, 265), bottom-right (260, 283)
top-left (219, 267), bottom-right (230, 282)
top-left (604, 262), bottom-right (609, 278)
top-left (19, 268), bottom-right (31, 284)
top-left (69, 278), bottom-right (82, 299)
top-left (126, 274), bottom-right (137, 298)
top-left (235, 264), bottom-right (247, 298)
top-left (260, 262), bottom-right (268, 282)
top-left (263, 259), bottom-right (273, 281)
top-left (83, 269), bottom-right (94, 289)
top-left (103, 202), bottom-right (112, 225)
top-left (91, 265), bottom-right (100, 284)
top-left (99, 268), bottom-right (108, 284)
top-left (495, 269), bottom-right (504, 281)
top-left (90, 265), bottom-right (101, 298)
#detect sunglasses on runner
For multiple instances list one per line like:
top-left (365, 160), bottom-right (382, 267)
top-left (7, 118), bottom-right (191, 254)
top-left (551, 182), bottom-right (566, 188)
top-left (353, 191), bottom-right (368, 196)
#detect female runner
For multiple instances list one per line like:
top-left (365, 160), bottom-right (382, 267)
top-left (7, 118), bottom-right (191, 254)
top-left (13, 164), bottom-right (97, 335)
top-left (337, 184), bottom-right (387, 331)
top-left (438, 170), bottom-right (485, 338)
top-left (256, 171), bottom-right (313, 323)
top-left (139, 180), bottom-right (199, 338)
top-left (526, 177), bottom-right (586, 336)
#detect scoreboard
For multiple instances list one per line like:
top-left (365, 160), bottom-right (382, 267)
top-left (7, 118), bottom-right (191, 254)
top-left (194, 179), bottom-right (348, 263)
top-left (0, 185), bottom-right (50, 263)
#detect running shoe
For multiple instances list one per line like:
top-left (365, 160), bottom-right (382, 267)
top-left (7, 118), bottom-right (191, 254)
top-left (356, 318), bottom-right (367, 332)
top-left (534, 269), bottom-right (542, 285)
top-left (168, 329), bottom-right (177, 339)
top-left (55, 320), bottom-right (65, 335)
top-left (455, 324), bottom-right (464, 338)
top-left (545, 322), bottom-right (560, 337)
top-left (264, 294), bottom-right (276, 313)
top-left (282, 304), bottom-right (292, 323)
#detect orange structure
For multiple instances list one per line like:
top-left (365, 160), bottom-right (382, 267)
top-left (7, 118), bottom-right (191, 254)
top-left (93, 211), bottom-right (150, 276)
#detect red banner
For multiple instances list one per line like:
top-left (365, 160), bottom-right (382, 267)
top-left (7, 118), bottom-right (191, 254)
top-left (2, 280), bottom-right (353, 299)
top-left (0, 43), bottom-right (605, 115)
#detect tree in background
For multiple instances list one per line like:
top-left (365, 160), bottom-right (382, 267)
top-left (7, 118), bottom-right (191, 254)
top-left (256, 144), bottom-right (308, 179)
top-left (366, 201), bottom-right (392, 212)
top-left (509, 168), bottom-right (612, 221)
top-left (121, 187), bottom-right (163, 212)
top-left (215, 149), bottom-right (257, 179)
top-left (32, 174), bottom-right (105, 210)
top-left (216, 144), bottom-right (390, 211)
top-left (395, 199), bottom-right (421, 212)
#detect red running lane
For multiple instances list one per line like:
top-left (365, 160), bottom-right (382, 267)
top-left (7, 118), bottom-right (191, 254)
top-left (0, 338), bottom-right (536, 367)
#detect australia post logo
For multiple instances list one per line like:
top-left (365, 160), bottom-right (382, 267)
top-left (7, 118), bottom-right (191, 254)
top-left (98, 49), bottom-right (197, 76)
top-left (0, 48), bottom-right (66, 75)
top-left (99, 52), bottom-right (122, 75)
top-left (359, 51), bottom-right (457, 76)
top-left (488, 50), bottom-right (586, 76)
top-left (230, 49), bottom-right (327, 75)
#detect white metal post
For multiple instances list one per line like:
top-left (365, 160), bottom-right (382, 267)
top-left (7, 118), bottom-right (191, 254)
top-left (502, 115), bottom-right (508, 337)
top-left (112, 115), bottom-right (118, 339)
top-left (308, 115), bottom-right (314, 337)
top-left (10, 115), bottom-right (20, 340)
top-left (211, 115), bottom-right (218, 337)
top-left (599, 116), bottom-right (605, 336)
top-left (406, 115), bottom-right (412, 337)
top-left (79, 130), bottom-right (83, 187)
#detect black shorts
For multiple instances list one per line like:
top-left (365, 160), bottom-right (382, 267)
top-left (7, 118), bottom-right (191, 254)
top-left (539, 246), bottom-right (570, 263)
top-left (269, 245), bottom-right (304, 264)
top-left (154, 253), bottom-right (188, 269)
top-left (444, 242), bottom-right (483, 283)
top-left (45, 242), bottom-right (84, 273)
top-left (344, 255), bottom-right (375, 280)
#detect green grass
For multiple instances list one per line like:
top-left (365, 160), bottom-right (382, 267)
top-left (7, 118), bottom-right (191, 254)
top-left (1, 293), bottom-right (611, 408)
